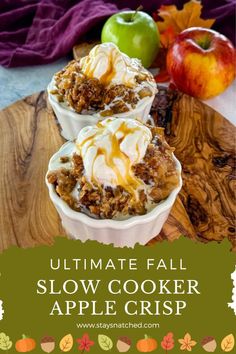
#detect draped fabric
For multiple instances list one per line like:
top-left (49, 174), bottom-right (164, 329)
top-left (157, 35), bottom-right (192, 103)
top-left (0, 0), bottom-right (235, 67)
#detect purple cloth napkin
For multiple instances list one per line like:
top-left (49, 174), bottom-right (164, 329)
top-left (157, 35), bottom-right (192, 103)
top-left (0, 0), bottom-right (235, 67)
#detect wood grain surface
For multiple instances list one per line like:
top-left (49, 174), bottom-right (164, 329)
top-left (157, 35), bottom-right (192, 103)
top-left (0, 92), bottom-right (65, 251)
top-left (0, 92), bottom-right (235, 252)
top-left (152, 94), bottom-right (236, 251)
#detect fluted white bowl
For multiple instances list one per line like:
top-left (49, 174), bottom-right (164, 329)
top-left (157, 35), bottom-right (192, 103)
top-left (46, 142), bottom-right (182, 248)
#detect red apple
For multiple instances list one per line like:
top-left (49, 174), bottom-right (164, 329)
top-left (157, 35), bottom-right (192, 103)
top-left (166, 27), bottom-right (236, 99)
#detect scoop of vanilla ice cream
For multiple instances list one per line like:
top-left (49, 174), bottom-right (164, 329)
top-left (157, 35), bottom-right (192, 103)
top-left (79, 42), bottom-right (155, 88)
top-left (76, 118), bottom-right (152, 194)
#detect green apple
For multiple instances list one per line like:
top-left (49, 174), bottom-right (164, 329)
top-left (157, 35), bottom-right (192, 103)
top-left (101, 10), bottom-right (160, 68)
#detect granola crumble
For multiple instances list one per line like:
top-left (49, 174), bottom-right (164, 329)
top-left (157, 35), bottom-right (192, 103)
top-left (51, 60), bottom-right (153, 116)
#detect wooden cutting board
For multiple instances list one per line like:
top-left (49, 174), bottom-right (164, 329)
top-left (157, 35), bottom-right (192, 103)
top-left (0, 92), bottom-right (235, 252)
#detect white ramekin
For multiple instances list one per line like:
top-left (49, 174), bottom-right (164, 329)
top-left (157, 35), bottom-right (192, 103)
top-left (46, 142), bottom-right (182, 248)
top-left (47, 79), bottom-right (155, 141)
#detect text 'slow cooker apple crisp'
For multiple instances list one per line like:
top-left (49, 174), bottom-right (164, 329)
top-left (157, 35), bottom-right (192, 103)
top-left (47, 118), bottom-right (179, 220)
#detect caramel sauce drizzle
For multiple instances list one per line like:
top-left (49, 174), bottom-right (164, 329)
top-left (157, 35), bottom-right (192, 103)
top-left (82, 46), bottom-right (117, 86)
top-left (81, 45), bottom-right (142, 88)
top-left (77, 121), bottom-right (146, 200)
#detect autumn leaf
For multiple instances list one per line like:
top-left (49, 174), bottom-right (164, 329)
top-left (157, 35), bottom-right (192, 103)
top-left (157, 0), bottom-right (215, 34)
top-left (98, 335), bottom-right (113, 351)
top-left (77, 333), bottom-right (94, 352)
top-left (152, 0), bottom-right (216, 77)
top-left (59, 334), bottom-right (74, 352)
top-left (161, 332), bottom-right (174, 352)
top-left (221, 334), bottom-right (235, 352)
top-left (178, 333), bottom-right (197, 351)
top-left (0, 332), bottom-right (12, 351)
top-left (160, 26), bottom-right (176, 49)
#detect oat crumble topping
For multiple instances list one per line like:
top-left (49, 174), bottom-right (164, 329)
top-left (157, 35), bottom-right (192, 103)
top-left (50, 60), bottom-right (153, 116)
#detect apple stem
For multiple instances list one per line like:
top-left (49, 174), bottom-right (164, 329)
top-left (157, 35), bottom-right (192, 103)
top-left (196, 35), bottom-right (211, 50)
top-left (131, 5), bottom-right (143, 22)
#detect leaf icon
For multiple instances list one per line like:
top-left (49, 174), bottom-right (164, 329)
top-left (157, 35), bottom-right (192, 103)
top-left (0, 332), bottom-right (12, 351)
top-left (178, 333), bottom-right (197, 351)
top-left (59, 334), bottom-right (73, 352)
top-left (161, 332), bottom-right (174, 351)
top-left (98, 335), bottom-right (113, 351)
top-left (77, 333), bottom-right (94, 352)
top-left (221, 334), bottom-right (235, 352)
